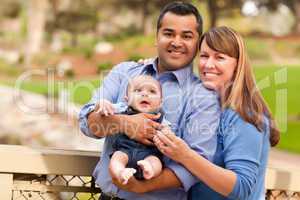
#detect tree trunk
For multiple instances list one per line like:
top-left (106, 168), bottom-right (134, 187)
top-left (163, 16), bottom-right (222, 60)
top-left (71, 33), bottom-right (78, 47)
top-left (25, 0), bottom-right (48, 67)
top-left (136, 5), bottom-right (144, 33)
top-left (142, 1), bottom-right (152, 35)
top-left (293, 0), bottom-right (300, 34)
top-left (207, 0), bottom-right (218, 28)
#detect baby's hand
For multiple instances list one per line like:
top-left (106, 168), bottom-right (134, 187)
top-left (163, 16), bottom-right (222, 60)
top-left (160, 125), bottom-right (174, 134)
top-left (137, 58), bottom-right (153, 65)
top-left (95, 99), bottom-right (115, 116)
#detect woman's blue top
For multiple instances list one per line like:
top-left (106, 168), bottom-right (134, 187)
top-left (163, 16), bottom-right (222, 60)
top-left (188, 108), bottom-right (270, 200)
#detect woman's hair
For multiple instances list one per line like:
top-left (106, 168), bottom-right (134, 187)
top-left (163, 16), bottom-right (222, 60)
top-left (199, 26), bottom-right (280, 146)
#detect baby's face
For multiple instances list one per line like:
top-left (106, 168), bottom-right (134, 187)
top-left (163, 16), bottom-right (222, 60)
top-left (127, 77), bottom-right (162, 113)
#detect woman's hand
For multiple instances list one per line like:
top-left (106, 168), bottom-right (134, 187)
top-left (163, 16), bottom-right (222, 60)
top-left (153, 127), bottom-right (192, 163)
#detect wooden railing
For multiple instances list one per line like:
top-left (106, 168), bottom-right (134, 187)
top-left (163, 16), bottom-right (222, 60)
top-left (265, 165), bottom-right (300, 199)
top-left (0, 145), bottom-right (300, 200)
top-left (0, 145), bottom-right (101, 200)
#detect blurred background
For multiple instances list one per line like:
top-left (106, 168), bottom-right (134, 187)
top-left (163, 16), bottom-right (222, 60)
top-left (0, 0), bottom-right (299, 156)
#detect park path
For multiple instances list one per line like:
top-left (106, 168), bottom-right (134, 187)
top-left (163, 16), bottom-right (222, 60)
top-left (0, 85), bottom-right (104, 151)
top-left (269, 148), bottom-right (300, 170)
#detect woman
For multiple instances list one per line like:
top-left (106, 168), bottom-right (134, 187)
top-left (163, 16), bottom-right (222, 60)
top-left (153, 26), bottom-right (280, 200)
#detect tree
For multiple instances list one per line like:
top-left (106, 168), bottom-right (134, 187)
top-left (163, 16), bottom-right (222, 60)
top-left (25, 0), bottom-right (49, 67)
top-left (47, 0), bottom-right (99, 46)
top-left (250, 0), bottom-right (299, 34)
top-left (204, 0), bottom-right (244, 28)
top-left (293, 0), bottom-right (300, 33)
top-left (108, 0), bottom-right (190, 35)
top-left (0, 0), bottom-right (21, 18)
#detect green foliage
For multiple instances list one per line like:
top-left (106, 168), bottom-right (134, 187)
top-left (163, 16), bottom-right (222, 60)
top-left (82, 47), bottom-right (93, 58)
top-left (61, 33), bottom-right (96, 57)
top-left (65, 69), bottom-right (75, 78)
top-left (97, 61), bottom-right (113, 73)
top-left (0, 134), bottom-right (22, 145)
top-left (0, 31), bottom-right (24, 48)
top-left (0, 0), bottom-right (21, 18)
top-left (273, 40), bottom-right (300, 57)
top-left (104, 26), bottom-right (141, 43)
top-left (48, 11), bottom-right (98, 35)
top-left (122, 34), bottom-right (155, 49)
top-left (31, 53), bottom-right (56, 67)
top-left (0, 59), bottom-right (21, 76)
top-left (296, 46), bottom-right (300, 55)
top-left (127, 54), bottom-right (144, 62)
top-left (245, 37), bottom-right (271, 60)
top-left (62, 46), bottom-right (94, 58)
top-left (61, 46), bottom-right (74, 54)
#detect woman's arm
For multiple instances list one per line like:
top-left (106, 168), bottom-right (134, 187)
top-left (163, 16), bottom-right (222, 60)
top-left (181, 148), bottom-right (236, 196)
top-left (154, 120), bottom-right (264, 198)
top-left (154, 131), bottom-right (236, 196)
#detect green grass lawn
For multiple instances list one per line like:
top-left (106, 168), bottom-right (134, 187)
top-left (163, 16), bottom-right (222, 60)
top-left (0, 79), bottom-right (101, 105)
top-left (254, 65), bottom-right (300, 116)
top-left (253, 65), bottom-right (300, 154)
top-left (277, 122), bottom-right (300, 154)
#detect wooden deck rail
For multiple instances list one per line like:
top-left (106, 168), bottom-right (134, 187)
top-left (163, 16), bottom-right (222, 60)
top-left (0, 145), bottom-right (101, 200)
top-left (0, 145), bottom-right (299, 199)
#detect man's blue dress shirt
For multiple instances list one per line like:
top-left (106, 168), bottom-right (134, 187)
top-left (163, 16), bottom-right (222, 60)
top-left (79, 58), bottom-right (221, 200)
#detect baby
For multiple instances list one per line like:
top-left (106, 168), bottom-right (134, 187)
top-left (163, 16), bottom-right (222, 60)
top-left (96, 75), bottom-right (169, 184)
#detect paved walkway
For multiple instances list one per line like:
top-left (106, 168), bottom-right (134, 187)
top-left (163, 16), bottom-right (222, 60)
top-left (269, 148), bottom-right (300, 170)
top-left (0, 85), bottom-right (103, 151)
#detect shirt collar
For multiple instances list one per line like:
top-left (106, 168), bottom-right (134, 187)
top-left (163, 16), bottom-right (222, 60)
top-left (141, 57), bottom-right (193, 87)
top-left (142, 58), bottom-right (158, 76)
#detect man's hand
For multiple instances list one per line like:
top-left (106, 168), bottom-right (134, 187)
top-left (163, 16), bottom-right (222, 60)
top-left (111, 172), bottom-right (146, 194)
top-left (123, 113), bottom-right (162, 145)
top-left (110, 167), bottom-right (182, 193)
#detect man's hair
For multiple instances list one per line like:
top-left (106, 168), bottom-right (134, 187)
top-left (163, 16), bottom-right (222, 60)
top-left (156, 1), bottom-right (203, 36)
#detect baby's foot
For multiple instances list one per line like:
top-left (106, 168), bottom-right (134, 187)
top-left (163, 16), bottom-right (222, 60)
top-left (137, 160), bottom-right (154, 180)
top-left (120, 168), bottom-right (136, 185)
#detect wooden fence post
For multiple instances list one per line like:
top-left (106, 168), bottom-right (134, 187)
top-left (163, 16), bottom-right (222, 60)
top-left (0, 173), bottom-right (13, 200)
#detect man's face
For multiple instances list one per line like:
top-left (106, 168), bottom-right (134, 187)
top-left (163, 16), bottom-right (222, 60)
top-left (156, 12), bottom-right (199, 72)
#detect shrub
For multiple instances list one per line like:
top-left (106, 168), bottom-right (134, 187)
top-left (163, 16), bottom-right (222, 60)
top-left (97, 61), bottom-right (113, 73)
top-left (82, 47), bottom-right (93, 58)
top-left (127, 54), bottom-right (144, 62)
top-left (65, 68), bottom-right (75, 78)
top-left (244, 37), bottom-right (271, 60)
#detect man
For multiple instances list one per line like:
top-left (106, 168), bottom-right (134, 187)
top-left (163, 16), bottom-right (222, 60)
top-left (79, 2), bottom-right (220, 200)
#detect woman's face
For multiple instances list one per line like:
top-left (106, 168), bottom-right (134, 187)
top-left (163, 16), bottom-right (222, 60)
top-left (198, 38), bottom-right (238, 93)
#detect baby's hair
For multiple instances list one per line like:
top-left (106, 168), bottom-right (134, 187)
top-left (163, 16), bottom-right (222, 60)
top-left (126, 75), bottom-right (162, 97)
